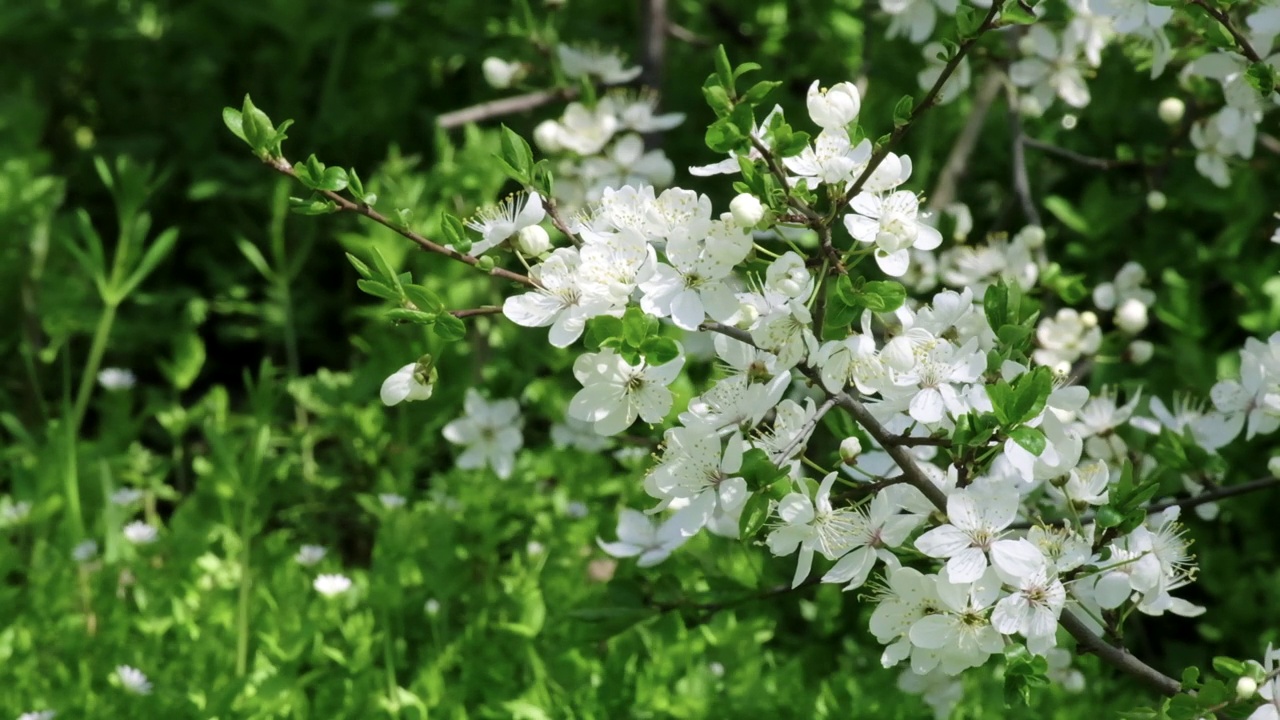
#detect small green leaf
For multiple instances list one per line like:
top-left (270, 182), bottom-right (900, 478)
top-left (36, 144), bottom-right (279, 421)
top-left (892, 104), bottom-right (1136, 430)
top-left (356, 279), bottom-right (400, 301)
top-left (433, 312), bottom-right (467, 341)
top-left (738, 492), bottom-right (770, 539)
top-left (892, 95), bottom-right (914, 128)
top-left (641, 336), bottom-right (680, 365)
top-left (345, 252), bottom-right (374, 280)
top-left (403, 285), bottom-right (444, 313)
top-left (1009, 426), bottom-right (1046, 456)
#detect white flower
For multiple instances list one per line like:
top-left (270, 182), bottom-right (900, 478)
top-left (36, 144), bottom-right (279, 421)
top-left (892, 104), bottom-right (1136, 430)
top-left (1050, 459), bottom-right (1112, 507)
top-left (751, 301), bottom-right (819, 371)
top-left (823, 486), bottom-right (924, 590)
top-left (503, 248), bottom-right (612, 347)
top-left (569, 348), bottom-right (685, 436)
top-left (882, 0), bottom-right (958, 44)
top-left (379, 493), bottom-right (406, 509)
top-left (514, 225), bottom-right (551, 256)
top-left (638, 220), bottom-right (751, 330)
top-left (18, 712), bottom-right (56, 720)
top-left (1009, 25), bottom-right (1091, 115)
top-left (1033, 308), bottom-right (1101, 372)
top-left (380, 358), bottom-right (436, 406)
top-left (481, 57), bottom-right (523, 89)
top-left (915, 480), bottom-right (1045, 584)
top-left (114, 665), bottom-right (152, 695)
top-left (442, 389), bottom-right (524, 479)
top-left (805, 80), bottom-right (862, 129)
top-left (646, 427), bottom-right (747, 536)
top-left (123, 521), bottom-right (158, 545)
top-left (767, 473), bottom-right (861, 588)
top-left (465, 192), bottom-right (546, 255)
top-left (918, 42), bottom-right (971, 104)
top-left (783, 130), bottom-right (872, 190)
top-left (553, 102), bottom-right (620, 156)
top-left (991, 568), bottom-right (1066, 654)
top-left (870, 566), bottom-right (944, 669)
top-left (844, 191), bottom-right (943, 277)
top-left (556, 44), bottom-right (642, 84)
top-left (97, 367), bottom-right (136, 391)
top-left (0, 498), bottom-right (31, 527)
top-left (110, 488), bottom-right (145, 506)
top-left (424, 598), bottom-right (441, 616)
top-left (73, 539), bottom-right (99, 563)
top-left (597, 509), bottom-right (689, 567)
top-left (1092, 261), bottom-right (1155, 311)
top-left (550, 416), bottom-right (612, 452)
top-left (908, 570), bottom-right (1005, 675)
top-left (314, 573), bottom-right (353, 597)
top-left (296, 544), bottom-right (327, 566)
top-left (603, 90), bottom-right (685, 133)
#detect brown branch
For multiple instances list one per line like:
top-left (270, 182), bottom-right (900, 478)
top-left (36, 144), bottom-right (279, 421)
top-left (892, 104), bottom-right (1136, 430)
top-left (927, 70), bottom-right (1004, 213)
top-left (885, 434), bottom-right (951, 448)
top-left (1015, 475), bottom-right (1280, 529)
top-left (1059, 610), bottom-right (1182, 695)
top-left (841, 0), bottom-right (1006, 206)
top-left (1188, 0), bottom-right (1263, 63)
top-left (542, 196), bottom-right (582, 247)
top-left (449, 306), bottom-right (504, 318)
top-left (266, 157), bottom-right (537, 288)
top-left (1021, 137), bottom-right (1140, 171)
top-left (1005, 57), bottom-right (1043, 227)
top-left (436, 87), bottom-right (579, 130)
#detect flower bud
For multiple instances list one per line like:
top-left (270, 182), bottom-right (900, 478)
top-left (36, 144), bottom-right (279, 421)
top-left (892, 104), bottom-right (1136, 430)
top-left (1115, 298), bottom-right (1149, 335)
top-left (730, 193), bottom-right (766, 227)
top-left (1127, 339), bottom-right (1154, 364)
top-left (481, 57), bottom-right (522, 89)
top-left (1236, 676), bottom-right (1258, 700)
top-left (1158, 97), bottom-right (1185, 125)
top-left (839, 437), bottom-right (863, 465)
top-left (1080, 310), bottom-right (1099, 328)
top-left (1018, 225), bottom-right (1046, 248)
top-left (735, 302), bottom-right (760, 328)
top-left (1146, 190), bottom-right (1167, 211)
top-left (1269, 455), bottom-right (1280, 479)
top-left (424, 598), bottom-right (441, 616)
top-left (515, 225), bottom-right (551, 256)
top-left (476, 256), bottom-right (496, 271)
top-left (533, 120), bottom-right (563, 153)
top-left (806, 81), bottom-right (861, 130)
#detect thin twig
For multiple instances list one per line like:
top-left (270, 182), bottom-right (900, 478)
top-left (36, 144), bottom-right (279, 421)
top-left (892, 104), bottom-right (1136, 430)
top-left (449, 306), bottom-right (505, 318)
top-left (1005, 63), bottom-right (1043, 227)
top-left (436, 87), bottom-right (580, 130)
top-left (885, 434), bottom-right (951, 448)
top-left (666, 21), bottom-right (710, 46)
top-left (1021, 137), bottom-right (1140, 171)
top-left (841, 0), bottom-right (1006, 206)
top-left (1188, 0), bottom-right (1263, 63)
top-left (1014, 476), bottom-right (1280, 529)
top-left (542, 196), bottom-right (582, 247)
top-left (265, 157), bottom-right (537, 288)
top-left (927, 70), bottom-right (1004, 213)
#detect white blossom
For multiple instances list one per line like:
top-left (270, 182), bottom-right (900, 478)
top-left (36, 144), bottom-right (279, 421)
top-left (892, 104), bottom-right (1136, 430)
top-left (442, 389), bottom-right (524, 479)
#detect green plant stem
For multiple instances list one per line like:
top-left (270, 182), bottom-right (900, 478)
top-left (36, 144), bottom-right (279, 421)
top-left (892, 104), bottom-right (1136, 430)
top-left (235, 498), bottom-right (253, 678)
top-left (69, 301), bottom-right (119, 435)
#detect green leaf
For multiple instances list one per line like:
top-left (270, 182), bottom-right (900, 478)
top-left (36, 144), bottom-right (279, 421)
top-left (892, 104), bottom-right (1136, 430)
top-left (641, 336), bottom-right (680, 365)
top-left (984, 282), bottom-right (1009, 333)
top-left (117, 227), bottom-right (180, 299)
top-left (861, 281), bottom-right (907, 312)
top-left (160, 331), bottom-right (206, 391)
top-left (738, 492), bottom-right (770, 539)
top-left (403, 285), bottom-right (444, 313)
top-left (1246, 62), bottom-right (1278, 95)
top-left (892, 95), bottom-right (914, 128)
top-left (1095, 506), bottom-right (1124, 529)
top-left (1044, 195), bottom-right (1089, 235)
top-left (356, 279), bottom-right (400, 301)
top-left (1212, 656), bottom-right (1246, 677)
top-left (345, 252), bottom-right (374, 280)
top-left (1000, 0), bottom-right (1038, 25)
top-left (369, 247), bottom-right (400, 288)
top-left (1009, 426), bottom-right (1046, 455)
top-left (740, 80), bottom-right (781, 106)
top-left (702, 83), bottom-right (733, 117)
top-left (955, 5), bottom-right (982, 37)
top-left (222, 107), bottom-right (246, 143)
top-left (432, 313), bottom-right (467, 341)
top-left (585, 316), bottom-right (623, 351)
top-left (706, 118), bottom-right (745, 154)
top-left (622, 306), bottom-right (653, 348)
top-left (714, 45), bottom-right (734, 94)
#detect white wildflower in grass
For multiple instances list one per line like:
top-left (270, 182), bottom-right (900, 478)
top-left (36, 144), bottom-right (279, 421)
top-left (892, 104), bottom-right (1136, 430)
top-left (295, 544), bottom-right (326, 566)
top-left (442, 389), bottom-right (524, 479)
top-left (110, 488), bottom-right (145, 506)
top-left (378, 493), bottom-right (406, 509)
top-left (113, 665), bottom-right (152, 695)
top-left (19, 711), bottom-right (57, 720)
top-left (0, 498), bottom-right (32, 527)
top-left (424, 598), bottom-right (441, 616)
top-left (97, 367), bottom-right (136, 391)
top-left (465, 192), bottom-right (546, 255)
top-left (72, 539), bottom-right (99, 563)
top-left (313, 573), bottom-right (353, 597)
top-left (122, 521), bottom-right (158, 545)
top-left (597, 508), bottom-right (689, 567)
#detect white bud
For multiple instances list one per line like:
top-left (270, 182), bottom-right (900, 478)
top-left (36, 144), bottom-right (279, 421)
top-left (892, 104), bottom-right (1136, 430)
top-left (1236, 676), bottom-right (1258, 700)
top-left (481, 57), bottom-right (521, 89)
top-left (1127, 339), bottom-right (1154, 364)
top-left (1158, 97), bottom-right (1185, 125)
top-left (1080, 311), bottom-right (1099, 328)
top-left (1061, 114), bottom-right (1078, 130)
top-left (1018, 225), bottom-right (1046, 248)
top-left (729, 193), bottom-right (765, 227)
top-left (1115, 298), bottom-right (1149, 335)
top-left (515, 225), bottom-right (551, 256)
top-left (839, 437), bottom-right (863, 465)
top-left (533, 120), bottom-right (563, 153)
top-left (1269, 455), bottom-right (1280, 479)
top-left (425, 598), bottom-right (441, 616)
top-left (736, 302), bottom-right (760, 328)
top-left (777, 278), bottom-right (802, 297)
top-left (1146, 190), bottom-right (1167, 211)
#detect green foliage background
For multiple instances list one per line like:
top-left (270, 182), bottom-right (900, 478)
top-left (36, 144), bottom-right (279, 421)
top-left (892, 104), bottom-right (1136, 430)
top-left (2, 0), bottom-right (1278, 717)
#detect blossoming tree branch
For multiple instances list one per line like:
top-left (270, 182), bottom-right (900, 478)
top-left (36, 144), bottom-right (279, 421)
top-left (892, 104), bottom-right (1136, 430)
top-left (222, 0), bottom-right (1280, 715)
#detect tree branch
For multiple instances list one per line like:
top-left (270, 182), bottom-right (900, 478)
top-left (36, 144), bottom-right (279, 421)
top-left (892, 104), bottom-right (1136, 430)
top-left (927, 70), bottom-right (1004, 213)
top-left (1014, 475), bottom-right (1280, 529)
top-left (436, 87), bottom-right (580, 130)
top-left (842, 0), bottom-right (1006, 205)
top-left (1188, 0), bottom-right (1263, 63)
top-left (1021, 137), bottom-right (1141, 171)
top-left (449, 306), bottom-right (505, 318)
top-left (265, 157), bottom-right (537, 288)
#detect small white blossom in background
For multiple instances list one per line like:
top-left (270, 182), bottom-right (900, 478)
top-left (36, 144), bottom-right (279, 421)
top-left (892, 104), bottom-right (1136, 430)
top-left (113, 665), bottom-right (152, 695)
top-left (368, 1), bottom-right (399, 18)
top-left (0, 498), bottom-right (32, 527)
top-left (295, 544), bottom-right (326, 566)
top-left (442, 390), bottom-right (524, 479)
top-left (97, 367), bottom-right (136, 391)
top-left (380, 357), bottom-right (436, 407)
top-left (73, 539), bottom-right (99, 563)
top-left (897, 667), bottom-right (964, 720)
top-left (550, 417), bottom-right (611, 452)
top-left (481, 57), bottom-right (523, 89)
top-left (597, 509), bottom-right (689, 567)
top-left (918, 42), bottom-right (971, 104)
top-left (378, 493), bottom-right (406, 509)
top-left (1033, 308), bottom-right (1101, 372)
top-left (18, 711), bottom-right (57, 720)
top-left (122, 521), bottom-right (158, 545)
top-left (313, 573), bottom-right (353, 597)
top-left (424, 598), bottom-right (441, 616)
top-left (708, 661), bottom-right (726, 678)
top-left (556, 44), bottom-right (642, 84)
top-left (110, 488), bottom-right (145, 506)
top-left (564, 501), bottom-right (589, 519)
